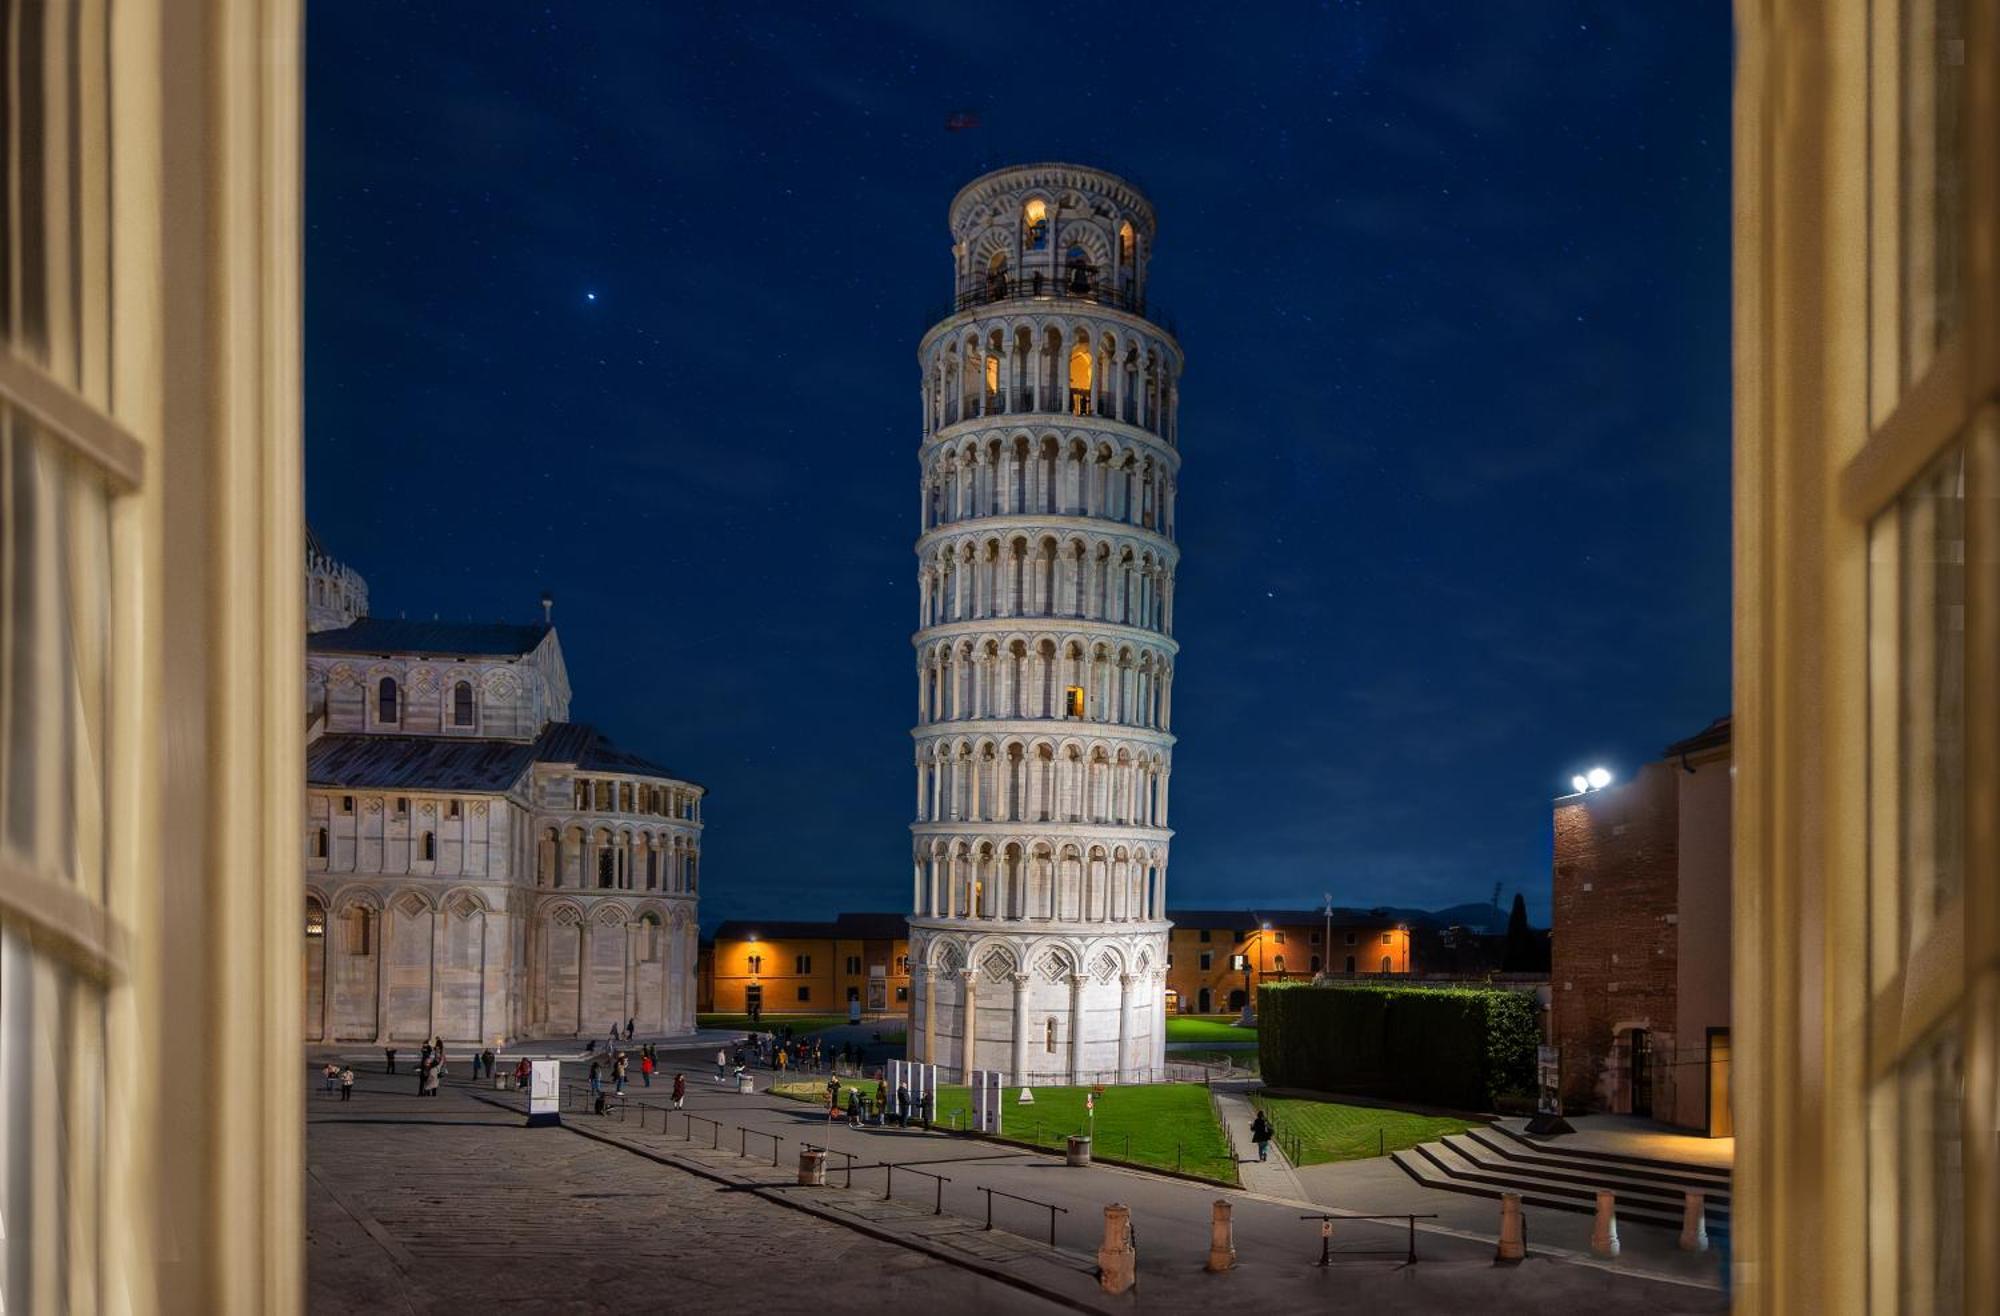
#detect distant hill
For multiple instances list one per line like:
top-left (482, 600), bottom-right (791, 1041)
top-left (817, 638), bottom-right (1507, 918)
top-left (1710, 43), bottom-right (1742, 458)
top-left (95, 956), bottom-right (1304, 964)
top-left (1388, 902), bottom-right (1512, 934)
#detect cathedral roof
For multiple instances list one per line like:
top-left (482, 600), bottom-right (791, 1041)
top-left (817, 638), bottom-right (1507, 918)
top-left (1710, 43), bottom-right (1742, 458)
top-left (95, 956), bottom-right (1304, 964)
top-left (307, 617), bottom-right (553, 660)
top-left (307, 734), bottom-right (541, 793)
top-left (711, 912), bottom-right (907, 943)
top-left (530, 723), bottom-right (697, 786)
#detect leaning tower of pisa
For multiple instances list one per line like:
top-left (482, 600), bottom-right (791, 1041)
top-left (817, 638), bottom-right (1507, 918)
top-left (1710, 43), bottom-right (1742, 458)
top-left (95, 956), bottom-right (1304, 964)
top-left (906, 164), bottom-right (1182, 1084)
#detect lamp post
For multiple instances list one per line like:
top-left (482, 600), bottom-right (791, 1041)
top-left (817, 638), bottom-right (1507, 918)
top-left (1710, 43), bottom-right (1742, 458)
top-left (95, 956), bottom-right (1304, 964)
top-left (1322, 893), bottom-right (1333, 982)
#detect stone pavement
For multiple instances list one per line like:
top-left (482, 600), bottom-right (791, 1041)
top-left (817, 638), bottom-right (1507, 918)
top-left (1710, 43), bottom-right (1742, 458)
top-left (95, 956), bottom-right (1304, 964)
top-left (420, 1051), bottom-right (1726, 1313)
top-left (308, 1064), bottom-right (1063, 1313)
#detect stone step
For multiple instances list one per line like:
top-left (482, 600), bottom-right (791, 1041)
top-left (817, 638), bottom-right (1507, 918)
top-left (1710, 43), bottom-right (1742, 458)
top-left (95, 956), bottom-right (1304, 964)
top-left (1439, 1135), bottom-right (1730, 1220)
top-left (1490, 1121), bottom-right (1733, 1186)
top-left (1394, 1139), bottom-right (1726, 1236)
top-left (1454, 1129), bottom-right (1733, 1208)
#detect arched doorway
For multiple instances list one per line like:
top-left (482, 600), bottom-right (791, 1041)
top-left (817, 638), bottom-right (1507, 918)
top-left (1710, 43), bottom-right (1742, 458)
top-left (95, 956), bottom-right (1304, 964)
top-left (1196, 986), bottom-right (1212, 1014)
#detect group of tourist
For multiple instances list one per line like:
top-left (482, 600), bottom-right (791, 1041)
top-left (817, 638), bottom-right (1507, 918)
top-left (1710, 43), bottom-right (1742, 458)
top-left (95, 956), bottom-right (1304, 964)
top-left (318, 1062), bottom-right (355, 1101)
top-left (589, 1045), bottom-right (686, 1115)
top-left (735, 1029), bottom-right (867, 1076)
top-left (825, 1074), bottom-right (933, 1130)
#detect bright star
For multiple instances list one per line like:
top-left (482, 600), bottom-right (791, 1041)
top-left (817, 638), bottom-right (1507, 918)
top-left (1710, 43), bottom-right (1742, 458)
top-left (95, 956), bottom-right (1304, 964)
top-left (585, 291), bottom-right (597, 303)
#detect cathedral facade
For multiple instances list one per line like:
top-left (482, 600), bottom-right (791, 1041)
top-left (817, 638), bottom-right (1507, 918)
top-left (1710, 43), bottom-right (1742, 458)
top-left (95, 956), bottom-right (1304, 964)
top-left (906, 164), bottom-right (1181, 1083)
top-left (302, 548), bottom-right (702, 1046)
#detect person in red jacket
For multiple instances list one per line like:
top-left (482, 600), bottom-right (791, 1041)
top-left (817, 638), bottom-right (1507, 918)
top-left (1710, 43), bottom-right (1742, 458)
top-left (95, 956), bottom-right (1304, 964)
top-left (640, 1052), bottom-right (654, 1087)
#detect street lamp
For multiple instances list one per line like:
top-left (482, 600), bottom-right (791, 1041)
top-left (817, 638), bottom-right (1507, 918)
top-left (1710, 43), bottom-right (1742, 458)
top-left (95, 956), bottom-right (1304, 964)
top-left (1322, 893), bottom-right (1333, 981)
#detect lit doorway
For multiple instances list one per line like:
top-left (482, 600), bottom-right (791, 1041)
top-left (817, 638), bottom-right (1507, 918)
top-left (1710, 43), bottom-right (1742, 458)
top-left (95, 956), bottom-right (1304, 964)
top-left (1706, 1028), bottom-right (1733, 1138)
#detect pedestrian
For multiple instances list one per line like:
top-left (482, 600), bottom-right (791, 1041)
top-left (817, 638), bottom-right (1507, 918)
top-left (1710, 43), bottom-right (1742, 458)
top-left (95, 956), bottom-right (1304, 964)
top-left (420, 1040), bottom-right (433, 1070)
top-left (846, 1088), bottom-right (863, 1128)
top-left (776, 1047), bottom-right (788, 1074)
top-left (626, 1016), bottom-right (636, 1041)
top-left (1250, 1111), bottom-right (1274, 1162)
top-left (640, 1053), bottom-right (653, 1087)
top-left (589, 1060), bottom-right (602, 1103)
top-left (875, 1077), bottom-right (888, 1125)
top-left (422, 1060), bottom-right (440, 1098)
top-left (826, 1075), bottom-right (841, 1116)
top-left (921, 1089), bottom-right (933, 1132)
top-left (514, 1057), bottom-right (532, 1090)
top-left (469, 1051), bottom-right (482, 1082)
top-left (384, 1046), bottom-right (397, 1075)
top-left (339, 1066), bottom-right (355, 1102)
top-left (714, 1047), bottom-right (727, 1081)
top-left (896, 1084), bottom-right (910, 1129)
top-left (671, 1072), bottom-right (686, 1110)
top-left (482, 1048), bottom-right (496, 1081)
top-left (614, 1054), bottom-right (628, 1096)
top-left (434, 1038), bottom-right (447, 1076)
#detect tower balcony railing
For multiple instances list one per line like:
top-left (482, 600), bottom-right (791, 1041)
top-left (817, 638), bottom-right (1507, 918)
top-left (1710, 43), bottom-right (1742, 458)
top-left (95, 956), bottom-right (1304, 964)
top-left (929, 271), bottom-right (1175, 336)
top-left (933, 388), bottom-right (1162, 433)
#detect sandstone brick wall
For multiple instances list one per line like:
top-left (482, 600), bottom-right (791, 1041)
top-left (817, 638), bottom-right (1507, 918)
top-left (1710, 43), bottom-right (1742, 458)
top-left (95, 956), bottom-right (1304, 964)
top-left (1550, 760), bottom-right (1681, 1113)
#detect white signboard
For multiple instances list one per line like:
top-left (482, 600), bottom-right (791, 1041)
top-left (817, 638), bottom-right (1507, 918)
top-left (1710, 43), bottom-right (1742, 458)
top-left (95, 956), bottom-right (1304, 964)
top-left (970, 1069), bottom-right (1002, 1134)
top-left (528, 1059), bottom-right (561, 1125)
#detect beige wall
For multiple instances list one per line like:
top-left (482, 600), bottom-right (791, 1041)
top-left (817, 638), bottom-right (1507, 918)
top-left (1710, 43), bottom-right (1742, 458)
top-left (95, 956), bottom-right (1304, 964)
top-left (1672, 745), bottom-right (1732, 1133)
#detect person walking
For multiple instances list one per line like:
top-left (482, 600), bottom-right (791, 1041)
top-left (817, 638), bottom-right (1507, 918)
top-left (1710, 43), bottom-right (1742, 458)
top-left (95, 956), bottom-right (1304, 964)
top-left (433, 1038), bottom-right (447, 1077)
top-left (846, 1088), bottom-right (863, 1129)
top-left (469, 1051), bottom-right (482, 1082)
top-left (1249, 1111), bottom-right (1274, 1162)
top-left (320, 1063), bottom-right (339, 1098)
top-left (896, 1084), bottom-right (910, 1129)
top-left (826, 1075), bottom-right (841, 1117)
top-left (626, 1016), bottom-right (636, 1042)
top-left (339, 1066), bottom-right (355, 1102)
top-left (776, 1047), bottom-right (788, 1074)
top-left (589, 1060), bottom-right (603, 1105)
top-left (714, 1048), bottom-right (727, 1082)
top-left (640, 1053), bottom-right (653, 1087)
top-left (422, 1060), bottom-right (440, 1098)
top-left (384, 1046), bottom-right (397, 1075)
top-left (414, 1058), bottom-right (428, 1097)
top-left (514, 1057), bottom-right (532, 1090)
top-left (671, 1072), bottom-right (686, 1110)
top-left (481, 1048), bottom-right (496, 1082)
top-left (874, 1077), bottom-right (888, 1126)
top-left (613, 1053), bottom-right (628, 1096)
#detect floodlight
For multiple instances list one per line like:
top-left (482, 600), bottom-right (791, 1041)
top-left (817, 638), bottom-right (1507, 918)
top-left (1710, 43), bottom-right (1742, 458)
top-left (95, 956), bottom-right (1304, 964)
top-left (1587, 767), bottom-right (1613, 790)
top-left (1571, 775), bottom-right (1589, 794)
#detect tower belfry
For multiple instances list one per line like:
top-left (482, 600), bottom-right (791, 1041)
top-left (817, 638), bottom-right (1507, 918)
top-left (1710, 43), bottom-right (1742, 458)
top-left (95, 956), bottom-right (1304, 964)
top-left (906, 164), bottom-right (1182, 1083)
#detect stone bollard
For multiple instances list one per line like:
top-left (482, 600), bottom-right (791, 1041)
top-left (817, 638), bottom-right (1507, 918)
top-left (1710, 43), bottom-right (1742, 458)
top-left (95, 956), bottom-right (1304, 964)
top-left (1679, 1191), bottom-right (1709, 1252)
top-left (1496, 1192), bottom-right (1526, 1263)
top-left (1097, 1203), bottom-right (1137, 1294)
top-left (736, 1072), bottom-right (754, 1094)
top-left (1205, 1199), bottom-right (1236, 1273)
top-left (797, 1148), bottom-right (826, 1187)
top-left (1590, 1191), bottom-right (1620, 1258)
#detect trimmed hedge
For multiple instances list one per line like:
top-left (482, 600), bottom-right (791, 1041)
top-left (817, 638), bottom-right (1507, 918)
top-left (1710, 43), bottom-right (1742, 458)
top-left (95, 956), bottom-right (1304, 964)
top-left (1258, 983), bottom-right (1538, 1112)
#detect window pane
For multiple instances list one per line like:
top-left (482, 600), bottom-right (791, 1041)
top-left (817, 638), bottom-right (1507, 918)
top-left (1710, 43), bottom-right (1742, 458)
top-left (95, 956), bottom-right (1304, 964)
top-left (1, 404), bottom-right (111, 905)
top-left (1901, 0), bottom-right (1965, 383)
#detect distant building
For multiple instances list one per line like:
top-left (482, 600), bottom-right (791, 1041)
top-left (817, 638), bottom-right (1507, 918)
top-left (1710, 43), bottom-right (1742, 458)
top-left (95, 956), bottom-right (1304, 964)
top-left (302, 545), bottom-right (705, 1045)
top-left (1164, 909), bottom-right (1414, 1014)
top-left (703, 913), bottom-right (911, 1016)
top-left (1550, 715), bottom-right (1731, 1135)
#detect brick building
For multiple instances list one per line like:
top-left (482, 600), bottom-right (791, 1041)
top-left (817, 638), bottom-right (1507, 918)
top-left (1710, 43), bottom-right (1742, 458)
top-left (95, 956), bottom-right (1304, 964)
top-left (702, 913), bottom-right (910, 1017)
top-left (1551, 716), bottom-right (1731, 1134)
top-left (1163, 909), bottom-right (1413, 1014)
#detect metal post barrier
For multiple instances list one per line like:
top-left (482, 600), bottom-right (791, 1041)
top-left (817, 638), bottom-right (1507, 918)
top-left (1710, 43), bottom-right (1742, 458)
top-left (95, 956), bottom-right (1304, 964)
top-left (1298, 1213), bottom-right (1438, 1265)
top-left (882, 1162), bottom-right (951, 1214)
top-left (978, 1185), bottom-right (1069, 1247)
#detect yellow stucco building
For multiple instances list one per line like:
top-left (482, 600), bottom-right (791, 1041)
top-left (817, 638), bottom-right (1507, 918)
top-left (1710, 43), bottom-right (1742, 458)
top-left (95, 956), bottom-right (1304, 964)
top-left (702, 913), bottom-right (910, 1017)
top-left (1163, 909), bottom-right (1412, 1015)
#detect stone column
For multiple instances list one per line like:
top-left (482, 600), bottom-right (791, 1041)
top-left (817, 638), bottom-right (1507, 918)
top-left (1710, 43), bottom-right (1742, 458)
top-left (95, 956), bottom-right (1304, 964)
top-left (1010, 972), bottom-right (1030, 1084)
top-left (374, 904), bottom-right (392, 1044)
top-left (921, 962), bottom-right (936, 1065)
top-left (577, 920), bottom-right (592, 1036)
top-left (428, 903), bottom-right (447, 1039)
top-left (960, 969), bottom-right (978, 1080)
top-left (1117, 973), bottom-right (1135, 1082)
top-left (1068, 973), bottom-right (1088, 1083)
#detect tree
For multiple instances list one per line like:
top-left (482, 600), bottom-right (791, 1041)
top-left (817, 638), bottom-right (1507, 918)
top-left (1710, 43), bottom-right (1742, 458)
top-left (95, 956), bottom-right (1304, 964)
top-left (1501, 892), bottom-right (1539, 972)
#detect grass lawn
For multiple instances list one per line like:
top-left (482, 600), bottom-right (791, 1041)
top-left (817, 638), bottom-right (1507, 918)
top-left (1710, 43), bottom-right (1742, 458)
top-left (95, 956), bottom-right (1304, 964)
top-left (770, 1078), bottom-right (1236, 1185)
top-left (696, 1013), bottom-right (861, 1033)
top-left (1250, 1094), bottom-right (1473, 1165)
top-left (937, 1084), bottom-right (1236, 1184)
top-left (1164, 1014), bottom-right (1258, 1043)
top-left (1170, 1048), bottom-right (1260, 1073)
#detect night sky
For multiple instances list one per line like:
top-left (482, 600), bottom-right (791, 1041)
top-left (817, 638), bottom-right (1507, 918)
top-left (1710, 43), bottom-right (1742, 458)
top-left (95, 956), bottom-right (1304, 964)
top-left (305, 4), bottom-right (1733, 930)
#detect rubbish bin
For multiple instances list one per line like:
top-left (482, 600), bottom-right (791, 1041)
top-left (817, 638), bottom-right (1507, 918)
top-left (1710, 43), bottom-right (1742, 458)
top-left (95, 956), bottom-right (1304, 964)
top-left (797, 1148), bottom-right (827, 1186)
top-left (736, 1073), bottom-right (755, 1094)
top-left (493, 1074), bottom-right (508, 1090)
top-left (1066, 1135), bottom-right (1092, 1167)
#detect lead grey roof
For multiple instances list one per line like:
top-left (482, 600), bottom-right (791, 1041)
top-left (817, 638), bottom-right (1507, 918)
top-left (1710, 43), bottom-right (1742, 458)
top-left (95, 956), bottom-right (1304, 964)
top-left (306, 617), bottom-right (553, 660)
top-left (308, 721), bottom-right (698, 794)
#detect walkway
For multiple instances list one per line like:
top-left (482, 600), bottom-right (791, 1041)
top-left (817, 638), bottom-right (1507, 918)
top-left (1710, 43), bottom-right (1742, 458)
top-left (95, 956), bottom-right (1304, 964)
top-left (1210, 1081), bottom-right (1307, 1198)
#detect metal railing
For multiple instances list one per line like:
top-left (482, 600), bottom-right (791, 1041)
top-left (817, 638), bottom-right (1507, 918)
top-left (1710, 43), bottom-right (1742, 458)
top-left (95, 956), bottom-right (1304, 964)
top-left (1300, 1212), bottom-right (1437, 1267)
top-left (932, 270), bottom-right (1169, 331)
top-left (931, 387), bottom-right (1163, 433)
top-left (979, 1186), bottom-right (1068, 1247)
top-left (882, 1161), bottom-right (951, 1215)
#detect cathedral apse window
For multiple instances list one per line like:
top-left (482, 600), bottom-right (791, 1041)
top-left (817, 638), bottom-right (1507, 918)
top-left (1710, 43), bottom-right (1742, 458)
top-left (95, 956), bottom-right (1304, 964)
top-left (339, 795), bottom-right (354, 814)
top-left (452, 680), bottom-right (475, 726)
top-left (311, 828), bottom-right (327, 860)
top-left (447, 800), bottom-right (461, 819)
top-left (377, 676), bottom-right (399, 724)
top-left (420, 832), bottom-right (436, 861)
top-left (393, 797), bottom-right (408, 819)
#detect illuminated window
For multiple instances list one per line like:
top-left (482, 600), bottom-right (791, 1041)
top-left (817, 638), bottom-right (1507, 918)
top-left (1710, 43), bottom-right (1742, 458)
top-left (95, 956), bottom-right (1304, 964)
top-left (748, 954), bottom-right (763, 974)
top-left (985, 355), bottom-right (1000, 398)
top-left (377, 676), bottom-right (399, 723)
top-left (1065, 685), bottom-right (1085, 718)
top-left (1067, 347), bottom-right (1093, 415)
top-left (1119, 220), bottom-right (1135, 262)
top-left (1023, 199), bottom-right (1048, 250)
top-left (305, 902), bottom-right (326, 938)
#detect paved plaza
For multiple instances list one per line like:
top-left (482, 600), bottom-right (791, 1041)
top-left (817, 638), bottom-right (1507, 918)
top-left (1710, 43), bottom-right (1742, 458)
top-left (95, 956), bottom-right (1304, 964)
top-left (309, 1035), bottom-right (1726, 1313)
